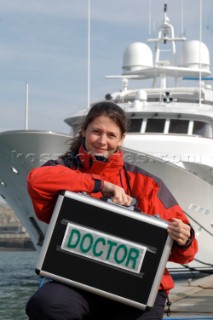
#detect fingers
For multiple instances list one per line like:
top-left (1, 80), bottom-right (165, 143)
top-left (167, 218), bottom-right (191, 246)
top-left (102, 181), bottom-right (133, 207)
top-left (111, 192), bottom-right (133, 207)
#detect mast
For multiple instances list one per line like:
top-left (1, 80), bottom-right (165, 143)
top-left (199, 0), bottom-right (203, 106)
top-left (147, 3), bottom-right (186, 88)
top-left (87, 0), bottom-right (91, 109)
top-left (25, 82), bottom-right (29, 130)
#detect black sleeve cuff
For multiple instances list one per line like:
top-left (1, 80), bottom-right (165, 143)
top-left (174, 225), bottom-right (195, 249)
top-left (92, 179), bottom-right (103, 193)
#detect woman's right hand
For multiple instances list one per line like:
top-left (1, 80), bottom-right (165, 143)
top-left (102, 181), bottom-right (133, 207)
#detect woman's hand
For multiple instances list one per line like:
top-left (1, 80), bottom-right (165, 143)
top-left (102, 181), bottom-right (133, 207)
top-left (167, 218), bottom-right (191, 246)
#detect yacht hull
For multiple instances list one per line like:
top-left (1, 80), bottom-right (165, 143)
top-left (123, 134), bottom-right (213, 185)
top-left (123, 148), bottom-right (213, 274)
top-left (0, 130), bottom-right (71, 250)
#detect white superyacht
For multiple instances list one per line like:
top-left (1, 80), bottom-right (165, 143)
top-left (0, 4), bottom-right (212, 275)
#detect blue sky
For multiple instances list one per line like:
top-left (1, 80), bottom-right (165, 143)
top-left (0, 0), bottom-right (212, 134)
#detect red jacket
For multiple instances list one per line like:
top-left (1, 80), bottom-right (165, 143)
top-left (27, 145), bottom-right (198, 293)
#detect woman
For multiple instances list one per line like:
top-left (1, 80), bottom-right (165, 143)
top-left (26, 101), bottom-right (198, 320)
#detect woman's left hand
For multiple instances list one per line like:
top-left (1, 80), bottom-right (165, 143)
top-left (167, 218), bottom-right (191, 246)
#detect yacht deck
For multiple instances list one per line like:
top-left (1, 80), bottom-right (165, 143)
top-left (164, 274), bottom-right (213, 319)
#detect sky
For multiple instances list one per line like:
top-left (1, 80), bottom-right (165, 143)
top-left (0, 0), bottom-right (213, 134)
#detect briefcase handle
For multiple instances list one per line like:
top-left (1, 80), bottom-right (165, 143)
top-left (78, 192), bottom-right (140, 212)
top-left (101, 197), bottom-right (139, 212)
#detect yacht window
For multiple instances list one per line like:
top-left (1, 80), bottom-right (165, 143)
top-left (169, 120), bottom-right (189, 134)
top-left (193, 121), bottom-right (209, 137)
top-left (128, 119), bottom-right (142, 132)
top-left (146, 119), bottom-right (165, 133)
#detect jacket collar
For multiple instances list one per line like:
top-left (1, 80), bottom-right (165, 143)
top-left (77, 144), bottom-right (124, 175)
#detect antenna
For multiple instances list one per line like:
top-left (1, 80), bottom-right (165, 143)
top-left (87, 0), bottom-right (91, 109)
top-left (164, 1), bottom-right (167, 14)
top-left (199, 0), bottom-right (203, 106)
top-left (25, 82), bottom-right (29, 130)
top-left (148, 0), bottom-right (152, 35)
top-left (180, 0), bottom-right (184, 36)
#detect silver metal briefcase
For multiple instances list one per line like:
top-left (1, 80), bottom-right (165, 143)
top-left (36, 191), bottom-right (173, 310)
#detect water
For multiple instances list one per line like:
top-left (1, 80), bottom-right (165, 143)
top-left (0, 251), bottom-right (39, 320)
top-left (0, 251), bottom-right (206, 320)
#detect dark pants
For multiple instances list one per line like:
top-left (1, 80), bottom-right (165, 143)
top-left (26, 281), bottom-right (167, 320)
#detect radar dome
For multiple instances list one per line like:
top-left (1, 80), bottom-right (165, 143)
top-left (179, 40), bottom-right (210, 71)
top-left (122, 42), bottom-right (153, 72)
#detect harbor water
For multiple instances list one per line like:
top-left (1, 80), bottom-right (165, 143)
top-left (0, 251), bottom-right (39, 320)
top-left (0, 251), bottom-right (211, 319)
